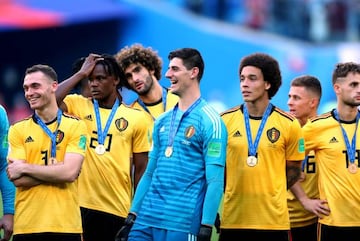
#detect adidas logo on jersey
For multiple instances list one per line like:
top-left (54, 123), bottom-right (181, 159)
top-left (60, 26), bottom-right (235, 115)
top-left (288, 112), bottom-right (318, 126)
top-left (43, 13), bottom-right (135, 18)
top-left (160, 126), bottom-right (165, 132)
top-left (84, 115), bottom-right (92, 121)
top-left (329, 137), bottom-right (338, 143)
top-left (233, 130), bottom-right (242, 137)
top-left (25, 136), bottom-right (34, 143)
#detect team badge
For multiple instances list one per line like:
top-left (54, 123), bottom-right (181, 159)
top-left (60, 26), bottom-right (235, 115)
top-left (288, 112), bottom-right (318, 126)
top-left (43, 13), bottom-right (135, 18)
top-left (266, 127), bottom-right (280, 143)
top-left (56, 130), bottom-right (64, 144)
top-left (185, 126), bottom-right (195, 139)
top-left (115, 118), bottom-right (128, 131)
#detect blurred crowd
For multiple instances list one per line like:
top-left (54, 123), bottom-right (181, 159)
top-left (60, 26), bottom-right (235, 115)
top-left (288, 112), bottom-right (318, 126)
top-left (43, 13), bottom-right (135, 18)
top-left (174, 0), bottom-right (360, 43)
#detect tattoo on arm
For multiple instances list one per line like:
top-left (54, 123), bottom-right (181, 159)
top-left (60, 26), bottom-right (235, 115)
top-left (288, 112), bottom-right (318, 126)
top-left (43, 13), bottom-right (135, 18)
top-left (286, 162), bottom-right (301, 189)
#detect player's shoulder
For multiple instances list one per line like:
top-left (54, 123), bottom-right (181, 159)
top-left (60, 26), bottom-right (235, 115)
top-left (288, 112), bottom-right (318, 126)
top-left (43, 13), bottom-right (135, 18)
top-left (220, 105), bottom-right (241, 117)
top-left (309, 111), bottom-right (332, 123)
top-left (62, 111), bottom-right (81, 121)
top-left (273, 106), bottom-right (297, 121)
top-left (10, 115), bottom-right (33, 128)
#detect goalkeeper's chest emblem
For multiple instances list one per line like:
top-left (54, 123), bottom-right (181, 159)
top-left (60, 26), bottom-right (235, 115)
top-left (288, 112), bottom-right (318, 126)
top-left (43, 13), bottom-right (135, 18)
top-left (185, 125), bottom-right (195, 139)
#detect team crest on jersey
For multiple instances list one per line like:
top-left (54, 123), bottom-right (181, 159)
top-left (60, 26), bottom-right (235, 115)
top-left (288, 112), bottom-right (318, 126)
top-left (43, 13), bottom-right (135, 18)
top-left (266, 127), bottom-right (280, 143)
top-left (115, 118), bottom-right (128, 131)
top-left (56, 130), bottom-right (65, 144)
top-left (185, 125), bottom-right (195, 139)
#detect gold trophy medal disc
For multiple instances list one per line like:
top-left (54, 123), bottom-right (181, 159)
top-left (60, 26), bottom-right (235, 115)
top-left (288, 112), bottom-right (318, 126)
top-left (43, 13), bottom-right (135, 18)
top-left (299, 172), bottom-right (306, 182)
top-left (348, 163), bottom-right (358, 174)
top-left (95, 144), bottom-right (106, 155)
top-left (246, 156), bottom-right (257, 167)
top-left (165, 146), bottom-right (173, 158)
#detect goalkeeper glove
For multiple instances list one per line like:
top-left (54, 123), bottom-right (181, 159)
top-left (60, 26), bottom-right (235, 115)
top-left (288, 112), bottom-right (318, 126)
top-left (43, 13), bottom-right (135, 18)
top-left (197, 225), bottom-right (212, 241)
top-left (114, 213), bottom-right (136, 241)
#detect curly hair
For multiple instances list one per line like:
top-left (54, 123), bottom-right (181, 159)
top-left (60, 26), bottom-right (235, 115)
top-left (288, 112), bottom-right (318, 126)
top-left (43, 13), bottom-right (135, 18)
top-left (239, 53), bottom-right (282, 99)
top-left (332, 62), bottom-right (360, 85)
top-left (115, 43), bottom-right (163, 82)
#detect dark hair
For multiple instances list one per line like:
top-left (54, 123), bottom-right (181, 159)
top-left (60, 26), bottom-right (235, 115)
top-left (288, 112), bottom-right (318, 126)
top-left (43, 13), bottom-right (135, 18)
top-left (291, 75), bottom-right (322, 101)
top-left (96, 54), bottom-right (127, 89)
top-left (168, 48), bottom-right (204, 82)
top-left (239, 53), bottom-right (281, 99)
top-left (115, 43), bottom-right (162, 82)
top-left (25, 64), bottom-right (58, 82)
top-left (332, 62), bottom-right (360, 85)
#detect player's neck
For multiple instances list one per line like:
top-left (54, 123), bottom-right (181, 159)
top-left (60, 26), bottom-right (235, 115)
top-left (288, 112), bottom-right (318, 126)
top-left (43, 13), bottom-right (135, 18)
top-left (299, 112), bottom-right (317, 127)
top-left (337, 103), bottom-right (358, 122)
top-left (97, 92), bottom-right (122, 109)
top-left (178, 88), bottom-right (200, 111)
top-left (245, 99), bottom-right (270, 117)
top-left (140, 82), bottom-right (163, 104)
top-left (35, 103), bottom-right (59, 123)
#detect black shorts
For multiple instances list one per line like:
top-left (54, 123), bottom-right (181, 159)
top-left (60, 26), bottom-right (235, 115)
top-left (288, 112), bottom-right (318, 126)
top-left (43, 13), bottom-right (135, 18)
top-left (81, 207), bottom-right (125, 241)
top-left (318, 224), bottom-right (360, 241)
top-left (219, 228), bottom-right (290, 241)
top-left (13, 233), bottom-right (81, 241)
top-left (290, 223), bottom-right (318, 241)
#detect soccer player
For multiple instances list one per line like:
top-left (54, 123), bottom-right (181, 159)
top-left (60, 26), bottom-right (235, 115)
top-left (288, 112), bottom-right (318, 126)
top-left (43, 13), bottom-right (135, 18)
top-left (56, 54), bottom-right (150, 241)
top-left (287, 75), bottom-right (330, 241)
top-left (115, 43), bottom-right (178, 125)
top-left (116, 48), bottom-right (228, 241)
top-left (220, 53), bottom-right (305, 241)
top-left (0, 104), bottom-right (15, 241)
top-left (7, 64), bottom-right (87, 241)
top-left (302, 62), bottom-right (360, 241)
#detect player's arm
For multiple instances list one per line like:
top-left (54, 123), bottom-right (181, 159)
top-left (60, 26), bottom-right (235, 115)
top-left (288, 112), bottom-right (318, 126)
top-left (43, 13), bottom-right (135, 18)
top-left (132, 152), bottom-right (148, 190)
top-left (290, 181), bottom-right (330, 218)
top-left (7, 152), bottom-right (84, 183)
top-left (11, 175), bottom-right (42, 187)
top-left (286, 160), bottom-right (301, 189)
top-left (56, 53), bottom-right (101, 111)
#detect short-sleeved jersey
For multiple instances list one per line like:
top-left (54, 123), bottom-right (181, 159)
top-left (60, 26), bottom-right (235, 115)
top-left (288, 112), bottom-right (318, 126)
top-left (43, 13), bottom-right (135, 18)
top-left (221, 104), bottom-right (304, 230)
top-left (135, 98), bottom-right (227, 234)
top-left (303, 109), bottom-right (360, 227)
top-left (64, 94), bottom-right (150, 218)
top-left (8, 112), bottom-right (87, 235)
top-left (287, 150), bottom-right (319, 227)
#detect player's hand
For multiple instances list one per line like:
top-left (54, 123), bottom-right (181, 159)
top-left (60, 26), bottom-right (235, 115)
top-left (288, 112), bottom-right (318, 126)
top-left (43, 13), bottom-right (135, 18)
top-left (114, 213), bottom-right (136, 241)
top-left (197, 225), bottom-right (212, 241)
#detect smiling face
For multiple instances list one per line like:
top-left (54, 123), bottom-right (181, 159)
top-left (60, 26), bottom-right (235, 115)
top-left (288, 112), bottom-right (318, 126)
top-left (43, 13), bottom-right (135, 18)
top-left (165, 57), bottom-right (195, 97)
top-left (124, 63), bottom-right (155, 96)
top-left (240, 66), bottom-right (270, 104)
top-left (23, 71), bottom-right (57, 111)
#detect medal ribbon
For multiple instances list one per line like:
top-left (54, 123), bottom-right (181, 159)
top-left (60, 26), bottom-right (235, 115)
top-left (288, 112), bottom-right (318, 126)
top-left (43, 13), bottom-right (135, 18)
top-left (334, 109), bottom-right (359, 164)
top-left (302, 156), bottom-right (308, 172)
top-left (137, 87), bottom-right (168, 120)
top-left (243, 103), bottom-right (272, 156)
top-left (167, 98), bottom-right (202, 147)
top-left (94, 98), bottom-right (120, 145)
top-left (35, 109), bottom-right (62, 158)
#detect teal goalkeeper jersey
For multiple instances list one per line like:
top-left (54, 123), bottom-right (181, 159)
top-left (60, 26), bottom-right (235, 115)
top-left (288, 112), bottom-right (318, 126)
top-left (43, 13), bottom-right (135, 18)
top-left (131, 98), bottom-right (227, 234)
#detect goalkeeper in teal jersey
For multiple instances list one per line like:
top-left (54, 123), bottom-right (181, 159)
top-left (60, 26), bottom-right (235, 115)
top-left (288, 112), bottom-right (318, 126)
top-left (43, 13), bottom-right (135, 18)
top-left (116, 48), bottom-right (228, 241)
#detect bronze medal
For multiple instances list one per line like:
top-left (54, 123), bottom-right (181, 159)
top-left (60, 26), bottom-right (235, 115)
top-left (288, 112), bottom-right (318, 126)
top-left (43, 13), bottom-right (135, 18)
top-left (165, 146), bottom-right (173, 158)
top-left (246, 156), bottom-right (257, 167)
top-left (348, 163), bottom-right (358, 174)
top-left (95, 144), bottom-right (106, 155)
